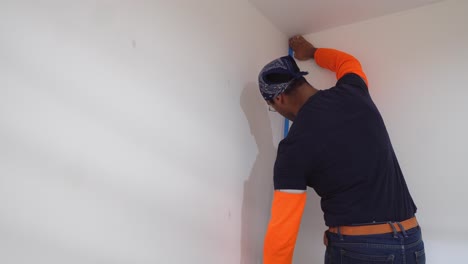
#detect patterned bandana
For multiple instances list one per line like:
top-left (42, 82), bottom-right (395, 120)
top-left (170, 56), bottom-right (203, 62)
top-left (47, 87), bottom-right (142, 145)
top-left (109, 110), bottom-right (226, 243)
top-left (258, 56), bottom-right (308, 101)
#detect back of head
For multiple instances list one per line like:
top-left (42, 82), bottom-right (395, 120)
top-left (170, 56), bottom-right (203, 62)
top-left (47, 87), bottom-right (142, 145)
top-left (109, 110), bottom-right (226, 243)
top-left (258, 56), bottom-right (309, 103)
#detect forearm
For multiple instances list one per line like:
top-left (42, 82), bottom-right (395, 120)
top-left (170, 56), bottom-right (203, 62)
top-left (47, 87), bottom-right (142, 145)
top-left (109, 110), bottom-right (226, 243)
top-left (315, 48), bottom-right (368, 85)
top-left (263, 191), bottom-right (306, 264)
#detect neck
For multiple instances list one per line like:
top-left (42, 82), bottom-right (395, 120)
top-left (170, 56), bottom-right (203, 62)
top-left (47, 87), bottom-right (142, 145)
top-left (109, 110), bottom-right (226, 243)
top-left (291, 86), bottom-right (318, 117)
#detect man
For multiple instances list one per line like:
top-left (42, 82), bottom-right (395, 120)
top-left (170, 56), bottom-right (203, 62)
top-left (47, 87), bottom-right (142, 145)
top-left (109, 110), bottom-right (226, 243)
top-left (258, 35), bottom-right (425, 264)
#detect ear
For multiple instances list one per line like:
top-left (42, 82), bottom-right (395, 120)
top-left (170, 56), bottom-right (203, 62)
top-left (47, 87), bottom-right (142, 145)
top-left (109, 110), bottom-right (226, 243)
top-left (275, 93), bottom-right (285, 105)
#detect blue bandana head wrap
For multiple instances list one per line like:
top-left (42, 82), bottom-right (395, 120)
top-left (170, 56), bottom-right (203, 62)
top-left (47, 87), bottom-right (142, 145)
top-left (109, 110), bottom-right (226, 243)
top-left (258, 56), bottom-right (308, 101)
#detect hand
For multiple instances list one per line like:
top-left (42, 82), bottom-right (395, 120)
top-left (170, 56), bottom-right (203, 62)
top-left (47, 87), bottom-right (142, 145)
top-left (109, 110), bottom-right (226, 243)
top-left (288, 35), bottom-right (317, 61)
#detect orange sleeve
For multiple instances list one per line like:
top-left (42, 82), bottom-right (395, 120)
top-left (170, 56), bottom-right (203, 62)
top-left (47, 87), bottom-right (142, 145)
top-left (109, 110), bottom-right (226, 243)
top-left (263, 191), bottom-right (307, 264)
top-left (315, 48), bottom-right (369, 86)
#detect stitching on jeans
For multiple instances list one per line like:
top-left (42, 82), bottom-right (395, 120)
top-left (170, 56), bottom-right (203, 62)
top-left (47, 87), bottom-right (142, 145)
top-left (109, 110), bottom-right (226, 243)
top-left (405, 239), bottom-right (424, 250)
top-left (331, 238), bottom-right (423, 250)
top-left (340, 249), bottom-right (395, 261)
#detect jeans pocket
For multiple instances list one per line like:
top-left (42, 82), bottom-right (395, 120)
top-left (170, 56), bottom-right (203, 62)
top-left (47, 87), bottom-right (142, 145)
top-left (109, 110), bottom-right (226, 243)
top-left (341, 249), bottom-right (395, 264)
top-left (415, 249), bottom-right (426, 264)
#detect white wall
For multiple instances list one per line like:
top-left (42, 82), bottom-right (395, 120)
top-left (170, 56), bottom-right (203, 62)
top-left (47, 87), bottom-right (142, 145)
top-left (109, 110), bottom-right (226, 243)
top-left (293, 0), bottom-right (468, 263)
top-left (0, 1), bottom-right (287, 263)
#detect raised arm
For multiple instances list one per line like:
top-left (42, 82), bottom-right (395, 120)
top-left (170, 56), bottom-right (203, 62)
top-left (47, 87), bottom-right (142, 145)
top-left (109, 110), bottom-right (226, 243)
top-left (289, 35), bottom-right (368, 87)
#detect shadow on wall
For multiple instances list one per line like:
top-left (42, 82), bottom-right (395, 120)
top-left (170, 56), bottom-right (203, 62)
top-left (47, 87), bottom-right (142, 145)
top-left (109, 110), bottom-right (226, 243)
top-left (239, 83), bottom-right (276, 264)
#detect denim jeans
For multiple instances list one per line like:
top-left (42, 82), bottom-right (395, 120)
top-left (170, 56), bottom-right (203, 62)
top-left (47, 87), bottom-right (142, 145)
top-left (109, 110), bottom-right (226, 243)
top-left (325, 225), bottom-right (425, 264)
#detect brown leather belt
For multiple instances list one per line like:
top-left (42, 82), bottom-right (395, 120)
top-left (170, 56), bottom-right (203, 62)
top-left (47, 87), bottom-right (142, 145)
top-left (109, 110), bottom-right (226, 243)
top-left (328, 217), bottom-right (418, 236)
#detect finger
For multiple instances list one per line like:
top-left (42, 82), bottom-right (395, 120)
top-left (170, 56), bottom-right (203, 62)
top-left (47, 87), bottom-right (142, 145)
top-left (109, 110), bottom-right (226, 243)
top-left (289, 37), bottom-right (299, 49)
top-left (292, 35), bottom-right (301, 42)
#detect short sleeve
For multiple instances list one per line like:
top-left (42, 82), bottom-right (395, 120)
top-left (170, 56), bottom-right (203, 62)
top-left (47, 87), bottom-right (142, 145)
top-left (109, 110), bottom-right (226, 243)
top-left (336, 73), bottom-right (368, 93)
top-left (273, 137), bottom-right (308, 190)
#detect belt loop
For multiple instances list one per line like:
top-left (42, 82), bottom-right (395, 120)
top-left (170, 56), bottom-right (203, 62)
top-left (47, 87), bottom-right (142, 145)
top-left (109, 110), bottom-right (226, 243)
top-left (388, 222), bottom-right (398, 238)
top-left (396, 222), bottom-right (408, 238)
top-left (337, 226), bottom-right (344, 241)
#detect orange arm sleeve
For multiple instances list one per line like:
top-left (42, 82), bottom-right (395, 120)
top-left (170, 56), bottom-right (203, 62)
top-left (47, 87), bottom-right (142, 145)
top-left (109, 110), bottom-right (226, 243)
top-left (315, 48), bottom-right (369, 86)
top-left (263, 191), bottom-right (307, 264)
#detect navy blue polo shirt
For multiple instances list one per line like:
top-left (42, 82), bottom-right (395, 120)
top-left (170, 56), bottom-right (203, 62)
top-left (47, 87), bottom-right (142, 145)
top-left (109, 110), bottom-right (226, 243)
top-left (273, 73), bottom-right (417, 227)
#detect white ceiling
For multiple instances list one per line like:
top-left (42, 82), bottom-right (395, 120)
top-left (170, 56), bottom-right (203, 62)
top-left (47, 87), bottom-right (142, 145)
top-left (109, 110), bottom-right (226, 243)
top-left (250, 0), bottom-right (444, 36)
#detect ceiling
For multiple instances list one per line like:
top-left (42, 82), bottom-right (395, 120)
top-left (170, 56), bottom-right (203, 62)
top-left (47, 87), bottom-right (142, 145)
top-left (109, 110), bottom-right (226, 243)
top-left (250, 0), bottom-right (444, 36)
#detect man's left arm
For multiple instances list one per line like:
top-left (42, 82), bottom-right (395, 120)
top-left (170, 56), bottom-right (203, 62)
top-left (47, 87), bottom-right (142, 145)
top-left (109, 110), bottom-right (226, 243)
top-left (263, 190), bottom-right (307, 264)
top-left (288, 35), bottom-right (369, 88)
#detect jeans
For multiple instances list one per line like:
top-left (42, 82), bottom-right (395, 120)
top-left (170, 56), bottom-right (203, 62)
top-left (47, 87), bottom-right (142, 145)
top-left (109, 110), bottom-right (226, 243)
top-left (325, 225), bottom-right (425, 264)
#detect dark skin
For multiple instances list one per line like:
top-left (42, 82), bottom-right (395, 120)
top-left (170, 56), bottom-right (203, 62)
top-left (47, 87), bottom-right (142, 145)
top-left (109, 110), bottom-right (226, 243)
top-left (289, 35), bottom-right (317, 60)
top-left (268, 35), bottom-right (318, 121)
